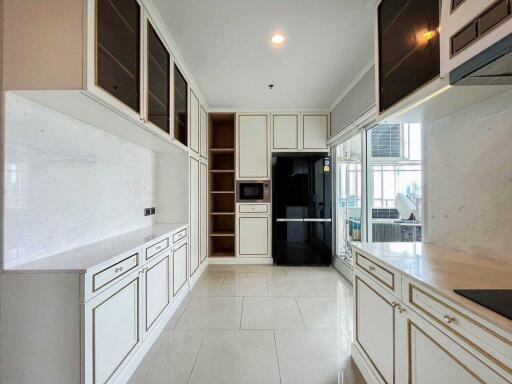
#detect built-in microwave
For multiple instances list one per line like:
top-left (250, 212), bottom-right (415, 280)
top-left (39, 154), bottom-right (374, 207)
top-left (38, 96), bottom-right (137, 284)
top-left (236, 180), bottom-right (271, 203)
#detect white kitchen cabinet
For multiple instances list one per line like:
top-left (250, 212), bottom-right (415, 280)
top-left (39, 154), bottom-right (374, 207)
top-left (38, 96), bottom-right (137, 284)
top-left (397, 308), bottom-right (509, 384)
top-left (200, 106), bottom-right (208, 159)
top-left (200, 163), bottom-right (208, 263)
top-left (143, 252), bottom-right (170, 334)
top-left (302, 114), bottom-right (329, 150)
top-left (86, 274), bottom-right (141, 384)
top-left (173, 241), bottom-right (188, 296)
top-left (272, 114), bottom-right (299, 151)
top-left (237, 114), bottom-right (270, 179)
top-left (440, 0), bottom-right (512, 77)
top-left (189, 158), bottom-right (200, 277)
top-left (189, 90), bottom-right (200, 154)
top-left (237, 216), bottom-right (271, 257)
top-left (2, 0), bottom-right (196, 154)
top-left (354, 273), bottom-right (397, 384)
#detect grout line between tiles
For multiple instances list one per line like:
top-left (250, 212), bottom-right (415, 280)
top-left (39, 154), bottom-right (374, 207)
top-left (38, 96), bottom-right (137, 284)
top-left (239, 296), bottom-right (245, 329)
top-left (272, 330), bottom-right (283, 384)
top-left (186, 330), bottom-right (207, 384)
top-left (294, 296), bottom-right (307, 329)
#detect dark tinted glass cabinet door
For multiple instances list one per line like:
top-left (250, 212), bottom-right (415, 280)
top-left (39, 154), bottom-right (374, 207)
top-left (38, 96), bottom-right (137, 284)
top-left (378, 0), bottom-right (440, 112)
top-left (174, 65), bottom-right (188, 146)
top-left (147, 22), bottom-right (170, 133)
top-left (96, 0), bottom-right (141, 113)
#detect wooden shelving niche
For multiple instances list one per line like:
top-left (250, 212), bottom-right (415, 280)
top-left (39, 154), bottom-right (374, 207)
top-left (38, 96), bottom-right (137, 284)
top-left (208, 113), bottom-right (236, 257)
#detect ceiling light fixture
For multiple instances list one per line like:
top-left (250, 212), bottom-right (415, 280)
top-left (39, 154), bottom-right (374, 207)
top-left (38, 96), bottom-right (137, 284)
top-left (271, 32), bottom-right (286, 47)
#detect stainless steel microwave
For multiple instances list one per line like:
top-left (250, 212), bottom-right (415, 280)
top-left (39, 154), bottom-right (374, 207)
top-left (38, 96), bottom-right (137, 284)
top-left (236, 180), bottom-right (271, 203)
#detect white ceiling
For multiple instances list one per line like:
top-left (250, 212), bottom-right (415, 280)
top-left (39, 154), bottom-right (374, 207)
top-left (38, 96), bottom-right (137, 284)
top-left (153, 0), bottom-right (374, 110)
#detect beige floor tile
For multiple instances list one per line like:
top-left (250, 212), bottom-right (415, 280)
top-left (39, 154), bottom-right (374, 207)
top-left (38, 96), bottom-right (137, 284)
top-left (241, 297), bottom-right (306, 329)
top-left (275, 330), bottom-right (364, 384)
top-left (175, 296), bottom-right (243, 330)
top-left (267, 275), bottom-right (319, 296)
top-left (188, 330), bottom-right (280, 384)
top-left (295, 296), bottom-right (353, 330)
top-left (218, 275), bottom-right (268, 296)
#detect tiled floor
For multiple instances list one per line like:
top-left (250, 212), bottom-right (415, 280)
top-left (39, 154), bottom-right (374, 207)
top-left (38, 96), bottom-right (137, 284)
top-left (129, 264), bottom-right (365, 384)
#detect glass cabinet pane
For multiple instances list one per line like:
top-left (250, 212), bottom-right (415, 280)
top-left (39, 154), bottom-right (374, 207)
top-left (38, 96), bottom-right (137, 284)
top-left (147, 22), bottom-right (170, 133)
top-left (174, 65), bottom-right (188, 146)
top-left (378, 0), bottom-right (440, 112)
top-left (96, 0), bottom-right (141, 112)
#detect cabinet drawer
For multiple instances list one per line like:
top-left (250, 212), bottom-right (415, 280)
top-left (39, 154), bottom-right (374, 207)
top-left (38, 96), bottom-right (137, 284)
top-left (238, 204), bottom-right (269, 214)
top-left (406, 280), bottom-right (512, 376)
top-left (355, 253), bottom-right (398, 295)
top-left (93, 253), bottom-right (139, 292)
top-left (172, 229), bottom-right (187, 244)
top-left (146, 238), bottom-right (169, 260)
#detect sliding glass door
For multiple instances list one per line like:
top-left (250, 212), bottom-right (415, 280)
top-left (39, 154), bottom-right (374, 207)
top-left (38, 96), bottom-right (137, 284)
top-left (334, 133), bottom-right (363, 263)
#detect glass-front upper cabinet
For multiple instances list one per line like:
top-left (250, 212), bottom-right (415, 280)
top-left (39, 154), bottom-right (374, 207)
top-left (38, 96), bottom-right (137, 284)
top-left (174, 65), bottom-right (188, 146)
top-left (147, 22), bottom-right (170, 133)
top-left (96, 0), bottom-right (141, 113)
top-left (378, 0), bottom-right (440, 112)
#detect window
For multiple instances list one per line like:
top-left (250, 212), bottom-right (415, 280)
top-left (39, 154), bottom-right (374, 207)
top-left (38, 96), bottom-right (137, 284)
top-left (334, 133), bottom-right (363, 262)
top-left (367, 123), bottom-right (422, 242)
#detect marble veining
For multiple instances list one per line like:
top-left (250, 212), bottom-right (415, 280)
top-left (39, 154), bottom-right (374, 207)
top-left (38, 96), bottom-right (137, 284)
top-left (425, 89), bottom-right (512, 266)
top-left (3, 93), bottom-right (157, 269)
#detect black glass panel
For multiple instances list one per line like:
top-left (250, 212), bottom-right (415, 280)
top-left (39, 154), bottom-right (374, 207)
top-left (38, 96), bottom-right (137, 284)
top-left (97, 0), bottom-right (140, 112)
top-left (378, 0), bottom-right (440, 112)
top-left (454, 289), bottom-right (512, 320)
top-left (147, 22), bottom-right (170, 133)
top-left (174, 65), bottom-right (188, 146)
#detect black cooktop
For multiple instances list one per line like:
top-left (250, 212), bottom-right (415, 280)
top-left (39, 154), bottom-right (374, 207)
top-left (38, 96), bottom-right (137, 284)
top-left (454, 289), bottom-right (512, 321)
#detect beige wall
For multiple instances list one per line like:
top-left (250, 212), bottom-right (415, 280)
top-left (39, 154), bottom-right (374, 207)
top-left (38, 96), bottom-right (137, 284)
top-left (425, 89), bottom-right (512, 265)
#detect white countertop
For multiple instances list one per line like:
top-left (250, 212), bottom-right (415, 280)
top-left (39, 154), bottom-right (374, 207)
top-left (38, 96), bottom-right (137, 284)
top-left (351, 241), bottom-right (512, 335)
top-left (4, 223), bottom-right (187, 273)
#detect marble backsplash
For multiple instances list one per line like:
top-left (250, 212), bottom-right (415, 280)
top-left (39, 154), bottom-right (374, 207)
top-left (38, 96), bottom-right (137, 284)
top-left (3, 93), bottom-right (157, 269)
top-left (425, 89), bottom-right (512, 265)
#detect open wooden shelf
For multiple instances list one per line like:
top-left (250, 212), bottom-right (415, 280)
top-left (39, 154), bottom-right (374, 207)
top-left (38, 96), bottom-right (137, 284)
top-left (209, 113), bottom-right (236, 258)
top-left (210, 232), bottom-right (235, 237)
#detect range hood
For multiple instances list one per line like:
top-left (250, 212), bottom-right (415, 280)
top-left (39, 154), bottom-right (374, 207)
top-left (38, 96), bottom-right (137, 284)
top-left (450, 33), bottom-right (512, 86)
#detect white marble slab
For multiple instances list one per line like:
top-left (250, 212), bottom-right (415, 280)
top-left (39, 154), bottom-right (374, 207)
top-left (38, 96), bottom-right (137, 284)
top-left (4, 223), bottom-right (187, 273)
top-left (3, 93), bottom-right (157, 269)
top-left (351, 241), bottom-right (512, 334)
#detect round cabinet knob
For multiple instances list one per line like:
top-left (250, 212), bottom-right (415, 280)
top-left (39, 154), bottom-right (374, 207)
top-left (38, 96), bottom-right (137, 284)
top-left (391, 302), bottom-right (399, 308)
top-left (443, 315), bottom-right (456, 324)
top-left (368, 265), bottom-right (375, 271)
top-left (115, 267), bottom-right (123, 273)
top-left (397, 307), bottom-right (406, 314)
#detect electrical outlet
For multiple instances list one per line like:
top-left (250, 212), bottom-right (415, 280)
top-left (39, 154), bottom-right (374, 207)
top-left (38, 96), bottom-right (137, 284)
top-left (150, 207), bottom-right (156, 215)
top-left (144, 208), bottom-right (152, 216)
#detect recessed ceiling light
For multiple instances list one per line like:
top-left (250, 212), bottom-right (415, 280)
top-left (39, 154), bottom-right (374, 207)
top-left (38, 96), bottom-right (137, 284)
top-left (271, 32), bottom-right (286, 47)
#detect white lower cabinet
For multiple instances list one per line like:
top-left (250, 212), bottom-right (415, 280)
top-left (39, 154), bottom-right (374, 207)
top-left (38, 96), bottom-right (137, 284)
top-left (354, 274), bottom-right (396, 384)
top-left (399, 308), bottom-right (508, 384)
top-left (237, 215), bottom-right (270, 257)
top-left (173, 240), bottom-right (188, 296)
top-left (143, 252), bottom-right (170, 334)
top-left (353, 256), bottom-right (511, 384)
top-left (86, 274), bottom-right (141, 384)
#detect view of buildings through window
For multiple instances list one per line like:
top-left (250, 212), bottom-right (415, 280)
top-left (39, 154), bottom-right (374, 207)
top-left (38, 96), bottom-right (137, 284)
top-left (335, 123), bottom-right (422, 263)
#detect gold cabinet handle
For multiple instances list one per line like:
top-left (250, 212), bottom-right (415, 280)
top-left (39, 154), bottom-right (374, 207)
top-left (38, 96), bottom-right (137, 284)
top-left (391, 302), bottom-right (399, 308)
top-left (443, 315), bottom-right (456, 324)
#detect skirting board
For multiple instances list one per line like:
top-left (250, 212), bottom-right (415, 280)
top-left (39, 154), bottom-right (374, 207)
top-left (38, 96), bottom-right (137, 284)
top-left (115, 265), bottom-right (204, 384)
top-left (208, 257), bottom-right (273, 265)
top-left (332, 257), bottom-right (353, 282)
top-left (351, 342), bottom-right (380, 384)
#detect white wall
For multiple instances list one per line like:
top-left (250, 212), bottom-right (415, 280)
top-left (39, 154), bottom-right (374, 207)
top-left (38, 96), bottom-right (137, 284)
top-left (3, 93), bottom-right (157, 268)
top-left (425, 89), bottom-right (512, 265)
top-left (330, 66), bottom-right (375, 137)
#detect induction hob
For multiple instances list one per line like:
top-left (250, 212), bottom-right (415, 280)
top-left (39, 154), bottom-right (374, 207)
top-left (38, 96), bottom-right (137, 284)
top-left (454, 289), bottom-right (512, 321)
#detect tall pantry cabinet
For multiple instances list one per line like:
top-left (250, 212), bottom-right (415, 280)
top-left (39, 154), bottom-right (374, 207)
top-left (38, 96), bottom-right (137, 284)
top-left (188, 88), bottom-right (209, 286)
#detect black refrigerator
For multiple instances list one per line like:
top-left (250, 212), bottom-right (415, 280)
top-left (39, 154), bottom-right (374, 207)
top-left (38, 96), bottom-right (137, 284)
top-left (272, 155), bottom-right (332, 265)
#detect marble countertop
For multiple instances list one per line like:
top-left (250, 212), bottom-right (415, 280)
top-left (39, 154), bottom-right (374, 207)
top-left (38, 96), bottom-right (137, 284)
top-left (4, 223), bottom-right (187, 273)
top-left (351, 241), bottom-right (512, 335)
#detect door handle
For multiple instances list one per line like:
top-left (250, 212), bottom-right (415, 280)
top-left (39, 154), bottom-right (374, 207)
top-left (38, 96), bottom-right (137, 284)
top-left (303, 218), bottom-right (332, 222)
top-left (276, 218), bottom-right (304, 222)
